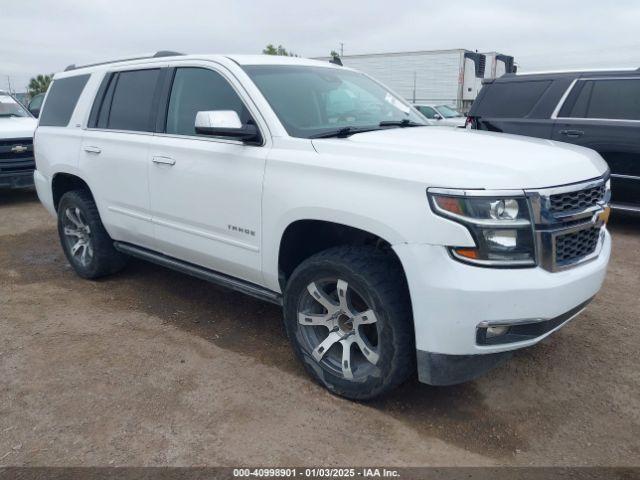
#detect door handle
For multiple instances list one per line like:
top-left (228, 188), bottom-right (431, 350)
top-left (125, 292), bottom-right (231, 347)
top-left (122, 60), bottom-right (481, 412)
top-left (559, 129), bottom-right (584, 138)
top-left (84, 146), bottom-right (102, 154)
top-left (152, 156), bottom-right (176, 166)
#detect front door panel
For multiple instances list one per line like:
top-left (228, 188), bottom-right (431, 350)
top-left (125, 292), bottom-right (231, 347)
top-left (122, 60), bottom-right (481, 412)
top-left (148, 136), bottom-right (266, 284)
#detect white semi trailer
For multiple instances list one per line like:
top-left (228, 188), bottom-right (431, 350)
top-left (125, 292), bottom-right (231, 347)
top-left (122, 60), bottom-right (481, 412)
top-left (315, 49), bottom-right (515, 112)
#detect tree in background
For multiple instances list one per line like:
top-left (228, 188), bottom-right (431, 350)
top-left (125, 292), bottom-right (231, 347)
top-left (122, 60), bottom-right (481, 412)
top-left (330, 50), bottom-right (340, 58)
top-left (28, 74), bottom-right (53, 96)
top-left (262, 44), bottom-right (297, 57)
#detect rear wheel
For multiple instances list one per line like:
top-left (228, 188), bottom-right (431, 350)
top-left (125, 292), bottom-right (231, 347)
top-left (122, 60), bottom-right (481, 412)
top-left (57, 190), bottom-right (127, 279)
top-left (283, 246), bottom-right (414, 400)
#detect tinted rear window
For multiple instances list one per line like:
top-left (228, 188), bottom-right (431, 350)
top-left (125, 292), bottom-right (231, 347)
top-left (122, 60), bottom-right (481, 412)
top-left (107, 69), bottom-right (160, 132)
top-left (39, 74), bottom-right (90, 127)
top-left (587, 79), bottom-right (640, 120)
top-left (476, 80), bottom-right (551, 118)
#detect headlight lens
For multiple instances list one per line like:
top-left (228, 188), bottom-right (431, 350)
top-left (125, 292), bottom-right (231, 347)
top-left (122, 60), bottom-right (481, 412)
top-left (429, 191), bottom-right (536, 267)
top-left (489, 199), bottom-right (519, 220)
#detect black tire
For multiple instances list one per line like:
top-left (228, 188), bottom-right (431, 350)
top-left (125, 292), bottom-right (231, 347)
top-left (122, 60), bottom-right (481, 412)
top-left (57, 190), bottom-right (127, 279)
top-left (283, 246), bottom-right (414, 400)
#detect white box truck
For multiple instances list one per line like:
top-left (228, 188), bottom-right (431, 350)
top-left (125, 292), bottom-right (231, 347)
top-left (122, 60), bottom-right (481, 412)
top-left (316, 49), bottom-right (514, 112)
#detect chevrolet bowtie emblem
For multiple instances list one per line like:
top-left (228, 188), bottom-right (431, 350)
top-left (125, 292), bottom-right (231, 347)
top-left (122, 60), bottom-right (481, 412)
top-left (11, 145), bottom-right (28, 154)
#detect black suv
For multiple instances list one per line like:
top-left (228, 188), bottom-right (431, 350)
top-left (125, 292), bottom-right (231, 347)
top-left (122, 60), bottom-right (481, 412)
top-left (468, 69), bottom-right (640, 212)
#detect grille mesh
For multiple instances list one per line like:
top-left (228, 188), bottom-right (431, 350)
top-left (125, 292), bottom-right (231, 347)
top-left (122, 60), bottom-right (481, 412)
top-left (550, 184), bottom-right (605, 214)
top-left (0, 138), bottom-right (34, 173)
top-left (555, 227), bottom-right (600, 264)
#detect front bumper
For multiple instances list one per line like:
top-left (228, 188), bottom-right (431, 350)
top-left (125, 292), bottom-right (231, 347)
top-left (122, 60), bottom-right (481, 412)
top-left (0, 171), bottom-right (34, 188)
top-left (415, 298), bottom-right (593, 385)
top-left (393, 230), bottom-right (610, 383)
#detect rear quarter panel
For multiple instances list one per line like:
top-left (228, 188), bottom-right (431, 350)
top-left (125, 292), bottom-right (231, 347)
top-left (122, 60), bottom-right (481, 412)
top-left (34, 72), bottom-right (103, 210)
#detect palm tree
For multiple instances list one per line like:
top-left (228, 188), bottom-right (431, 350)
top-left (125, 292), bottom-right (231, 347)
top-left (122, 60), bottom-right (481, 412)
top-left (28, 74), bottom-right (53, 96)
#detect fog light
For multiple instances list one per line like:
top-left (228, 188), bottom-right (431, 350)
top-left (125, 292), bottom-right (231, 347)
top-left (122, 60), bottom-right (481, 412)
top-left (483, 230), bottom-right (517, 249)
top-left (486, 325), bottom-right (509, 338)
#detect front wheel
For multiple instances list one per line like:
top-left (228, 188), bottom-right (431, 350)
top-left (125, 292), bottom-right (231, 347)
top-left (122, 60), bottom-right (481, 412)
top-left (283, 246), bottom-right (414, 400)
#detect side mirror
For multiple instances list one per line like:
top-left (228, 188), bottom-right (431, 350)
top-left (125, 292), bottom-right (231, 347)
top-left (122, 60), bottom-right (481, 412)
top-left (433, 113), bottom-right (443, 120)
top-left (194, 110), bottom-right (261, 144)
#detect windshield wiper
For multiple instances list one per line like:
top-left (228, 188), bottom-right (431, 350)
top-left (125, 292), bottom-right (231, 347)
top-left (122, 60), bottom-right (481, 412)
top-left (310, 126), bottom-right (381, 139)
top-left (379, 119), bottom-right (424, 128)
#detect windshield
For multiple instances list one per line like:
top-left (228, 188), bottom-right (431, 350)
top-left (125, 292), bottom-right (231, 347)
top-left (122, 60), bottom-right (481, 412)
top-left (435, 105), bottom-right (463, 118)
top-left (243, 65), bottom-right (427, 138)
top-left (0, 94), bottom-right (30, 118)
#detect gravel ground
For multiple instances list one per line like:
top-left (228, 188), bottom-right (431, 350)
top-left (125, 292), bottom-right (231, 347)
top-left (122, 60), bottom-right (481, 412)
top-left (1, 188), bottom-right (639, 467)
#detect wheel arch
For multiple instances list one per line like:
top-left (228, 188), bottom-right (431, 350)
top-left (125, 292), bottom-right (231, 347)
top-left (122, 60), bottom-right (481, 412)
top-left (51, 171), bottom-right (94, 212)
top-left (275, 216), bottom-right (408, 293)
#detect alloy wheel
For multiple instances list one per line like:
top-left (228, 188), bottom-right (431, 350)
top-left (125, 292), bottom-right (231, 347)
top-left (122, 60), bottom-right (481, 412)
top-left (62, 207), bottom-right (94, 267)
top-left (297, 278), bottom-right (380, 381)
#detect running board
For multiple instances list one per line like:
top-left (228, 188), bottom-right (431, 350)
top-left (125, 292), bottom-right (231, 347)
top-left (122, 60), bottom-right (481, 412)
top-left (113, 242), bottom-right (282, 305)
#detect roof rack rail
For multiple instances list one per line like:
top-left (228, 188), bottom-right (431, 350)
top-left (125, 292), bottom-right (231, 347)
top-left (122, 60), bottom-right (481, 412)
top-left (64, 51), bottom-right (184, 72)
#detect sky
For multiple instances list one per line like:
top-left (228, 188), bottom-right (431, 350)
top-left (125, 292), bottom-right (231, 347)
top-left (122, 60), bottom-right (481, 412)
top-left (2, 0), bottom-right (640, 92)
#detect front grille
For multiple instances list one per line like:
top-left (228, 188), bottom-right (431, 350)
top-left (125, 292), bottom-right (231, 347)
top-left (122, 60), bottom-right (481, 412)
top-left (0, 137), bottom-right (35, 174)
top-left (527, 176), bottom-right (609, 272)
top-left (555, 227), bottom-right (600, 265)
top-left (550, 184), bottom-right (605, 214)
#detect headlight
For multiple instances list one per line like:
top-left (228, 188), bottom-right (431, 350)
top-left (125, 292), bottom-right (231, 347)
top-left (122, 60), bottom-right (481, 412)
top-left (428, 189), bottom-right (536, 267)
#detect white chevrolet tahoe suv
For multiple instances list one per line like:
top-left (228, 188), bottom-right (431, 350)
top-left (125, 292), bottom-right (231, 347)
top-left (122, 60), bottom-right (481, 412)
top-left (34, 52), bottom-right (612, 400)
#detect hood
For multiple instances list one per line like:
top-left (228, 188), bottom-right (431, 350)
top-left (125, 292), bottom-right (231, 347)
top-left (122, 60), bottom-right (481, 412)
top-left (0, 117), bottom-right (37, 140)
top-left (311, 126), bottom-right (608, 190)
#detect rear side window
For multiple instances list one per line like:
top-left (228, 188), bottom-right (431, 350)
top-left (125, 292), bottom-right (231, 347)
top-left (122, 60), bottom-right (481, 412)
top-left (560, 78), bottom-right (640, 120)
top-left (39, 74), bottom-right (90, 127)
top-left (476, 80), bottom-right (551, 118)
top-left (586, 79), bottom-right (640, 120)
top-left (102, 69), bottom-right (160, 132)
top-left (89, 68), bottom-right (160, 132)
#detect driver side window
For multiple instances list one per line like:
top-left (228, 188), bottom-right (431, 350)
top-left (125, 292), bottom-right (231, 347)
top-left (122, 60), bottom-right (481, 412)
top-left (166, 67), bottom-right (250, 136)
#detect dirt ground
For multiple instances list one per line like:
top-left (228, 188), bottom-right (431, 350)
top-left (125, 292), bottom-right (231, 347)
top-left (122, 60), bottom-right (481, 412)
top-left (1, 188), bottom-right (639, 467)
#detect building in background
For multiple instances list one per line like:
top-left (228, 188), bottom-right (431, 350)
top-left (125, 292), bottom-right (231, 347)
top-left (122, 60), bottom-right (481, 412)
top-left (315, 49), bottom-right (515, 112)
